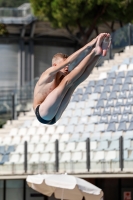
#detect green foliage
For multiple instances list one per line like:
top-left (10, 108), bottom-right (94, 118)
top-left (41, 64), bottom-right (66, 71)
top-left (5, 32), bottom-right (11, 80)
top-left (0, 0), bottom-right (29, 7)
top-left (30, 0), bottom-right (133, 44)
top-left (0, 24), bottom-right (8, 35)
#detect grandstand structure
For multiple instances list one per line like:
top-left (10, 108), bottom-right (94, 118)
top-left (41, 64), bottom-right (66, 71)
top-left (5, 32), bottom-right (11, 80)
top-left (0, 3), bottom-right (133, 200)
top-left (0, 45), bottom-right (133, 175)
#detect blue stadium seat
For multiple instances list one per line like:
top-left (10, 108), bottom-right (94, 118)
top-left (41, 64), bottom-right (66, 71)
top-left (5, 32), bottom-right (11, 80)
top-left (123, 105), bottom-right (132, 114)
top-left (84, 86), bottom-right (93, 94)
top-left (112, 84), bottom-right (121, 92)
top-left (124, 76), bottom-right (132, 84)
top-left (126, 98), bottom-right (133, 106)
top-left (96, 79), bottom-right (105, 86)
top-left (127, 122), bottom-right (133, 131)
top-left (121, 83), bottom-right (130, 91)
top-left (6, 145), bottom-right (15, 154)
top-left (75, 88), bottom-right (83, 95)
top-left (122, 58), bottom-right (130, 65)
top-left (0, 154), bottom-right (9, 165)
top-left (110, 65), bottom-right (118, 72)
top-left (99, 92), bottom-right (108, 100)
top-left (110, 115), bottom-right (119, 123)
top-left (102, 85), bottom-right (111, 93)
top-left (117, 71), bottom-right (125, 78)
top-left (87, 80), bottom-right (95, 87)
top-left (106, 99), bottom-right (114, 107)
top-left (113, 106), bottom-right (122, 115)
top-left (93, 108), bottom-right (101, 116)
top-left (71, 94), bottom-right (80, 102)
top-left (96, 99), bottom-right (105, 108)
top-left (105, 78), bottom-right (114, 86)
top-left (99, 115), bottom-right (108, 124)
top-left (81, 94), bottom-right (89, 101)
top-left (118, 91), bottom-right (127, 99)
top-left (126, 70), bottom-right (133, 77)
top-left (106, 122), bottom-right (116, 132)
top-left (120, 114), bottom-right (130, 122)
top-left (107, 71), bottom-right (116, 78)
top-left (103, 107), bottom-right (112, 115)
top-left (93, 86), bottom-right (102, 93)
top-left (115, 98), bottom-right (124, 106)
top-left (0, 146), bottom-right (5, 154)
top-left (115, 77), bottom-right (123, 85)
top-left (117, 122), bottom-right (127, 131)
top-left (109, 91), bottom-right (117, 99)
top-left (128, 91), bottom-right (133, 98)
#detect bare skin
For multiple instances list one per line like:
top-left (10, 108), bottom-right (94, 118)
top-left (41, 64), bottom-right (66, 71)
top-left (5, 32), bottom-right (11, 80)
top-left (33, 33), bottom-right (111, 122)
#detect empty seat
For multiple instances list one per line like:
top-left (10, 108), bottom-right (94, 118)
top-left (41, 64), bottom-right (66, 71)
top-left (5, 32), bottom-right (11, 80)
top-left (85, 124), bottom-right (95, 133)
top-left (21, 135), bottom-right (30, 143)
top-left (8, 154), bottom-right (20, 164)
top-left (126, 98), bottom-right (133, 106)
top-left (69, 134), bottom-right (80, 142)
top-left (105, 151), bottom-right (117, 161)
top-left (109, 91), bottom-right (117, 99)
top-left (71, 151), bottom-right (82, 162)
top-left (29, 153), bottom-right (40, 164)
top-left (115, 98), bottom-right (124, 106)
top-left (99, 116), bottom-right (108, 124)
top-left (93, 108), bottom-right (101, 116)
top-left (76, 101), bottom-right (86, 109)
top-left (107, 71), bottom-right (116, 78)
top-left (67, 102), bottom-right (76, 110)
top-left (3, 136), bottom-right (12, 145)
top-left (126, 69), bottom-right (133, 77)
top-left (55, 126), bottom-right (65, 134)
top-left (45, 143), bottom-right (55, 153)
top-left (124, 76), bottom-right (132, 84)
top-left (15, 144), bottom-right (24, 154)
top-left (12, 136), bottom-right (21, 145)
top-left (128, 91), bottom-right (133, 98)
top-left (113, 106), bottom-right (121, 115)
top-left (30, 135), bottom-right (40, 144)
top-left (18, 128), bottom-right (27, 136)
top-left (40, 135), bottom-right (50, 144)
top-left (106, 99), bottom-right (114, 107)
top-left (63, 109), bottom-right (73, 117)
top-left (81, 93), bottom-right (89, 101)
top-left (112, 84), bottom-right (121, 92)
top-left (88, 116), bottom-right (99, 124)
top-left (123, 106), bottom-right (132, 114)
top-left (36, 127), bottom-right (46, 135)
top-left (60, 152), bottom-right (71, 162)
top-left (89, 93), bottom-right (99, 100)
top-left (119, 64), bottom-right (128, 71)
top-left (84, 86), bottom-right (93, 94)
top-left (46, 126), bottom-right (56, 134)
top-left (127, 121), bottom-right (133, 131)
top-left (110, 115), bottom-right (119, 123)
top-left (27, 127), bottom-right (36, 136)
top-left (93, 151), bottom-right (105, 161)
top-left (75, 88), bottom-right (83, 95)
top-left (65, 142), bottom-right (76, 152)
top-left (117, 71), bottom-right (125, 78)
top-left (83, 108), bottom-right (92, 116)
top-left (91, 132), bottom-right (101, 141)
top-left (94, 86), bottom-right (102, 93)
top-left (73, 109), bottom-right (82, 117)
top-left (96, 141), bottom-right (108, 150)
top-left (65, 125), bottom-right (75, 134)
top-left (49, 134), bottom-right (59, 143)
top-left (118, 91), bottom-right (127, 99)
top-left (80, 133), bottom-right (90, 142)
top-left (87, 80), bottom-right (96, 87)
top-left (75, 124), bottom-right (85, 134)
top-left (60, 134), bottom-right (70, 143)
top-left (9, 128), bottom-right (18, 136)
top-left (121, 83), bottom-right (130, 91)
top-left (86, 100), bottom-right (95, 108)
top-left (59, 117), bottom-right (69, 125)
top-left (100, 132), bottom-right (112, 141)
top-left (115, 77), bottom-right (123, 85)
top-left (79, 116), bottom-right (89, 124)
top-left (106, 122), bottom-right (116, 132)
top-left (99, 92), bottom-right (108, 100)
top-left (40, 153), bottom-right (51, 163)
top-left (105, 78), bottom-right (114, 86)
top-left (102, 85), bottom-right (111, 93)
top-left (71, 94), bottom-right (80, 102)
top-left (0, 154), bottom-right (9, 165)
top-left (108, 140), bottom-right (119, 150)
top-left (117, 122), bottom-right (127, 131)
top-left (95, 124), bottom-right (105, 132)
top-left (34, 143), bottom-right (45, 153)
top-left (103, 107), bottom-right (112, 115)
top-left (6, 145), bottom-right (15, 154)
top-left (96, 99), bottom-right (104, 108)
top-left (120, 114), bottom-right (129, 122)
top-left (124, 131), bottom-right (133, 140)
top-left (112, 131), bottom-right (122, 140)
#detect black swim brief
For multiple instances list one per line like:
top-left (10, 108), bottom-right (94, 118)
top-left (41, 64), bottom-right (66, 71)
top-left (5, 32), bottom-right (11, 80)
top-left (35, 105), bottom-right (56, 125)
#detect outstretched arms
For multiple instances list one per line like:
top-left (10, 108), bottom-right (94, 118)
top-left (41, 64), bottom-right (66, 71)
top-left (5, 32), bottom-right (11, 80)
top-left (48, 36), bottom-right (98, 76)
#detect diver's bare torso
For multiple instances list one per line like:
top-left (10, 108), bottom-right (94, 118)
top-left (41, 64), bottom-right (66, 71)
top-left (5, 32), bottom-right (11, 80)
top-left (33, 70), bottom-right (64, 110)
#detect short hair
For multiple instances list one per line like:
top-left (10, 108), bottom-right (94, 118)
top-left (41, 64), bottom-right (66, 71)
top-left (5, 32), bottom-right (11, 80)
top-left (52, 53), bottom-right (68, 65)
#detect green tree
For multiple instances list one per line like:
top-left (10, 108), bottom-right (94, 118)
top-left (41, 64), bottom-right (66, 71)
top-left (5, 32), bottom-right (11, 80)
top-left (30, 0), bottom-right (133, 46)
